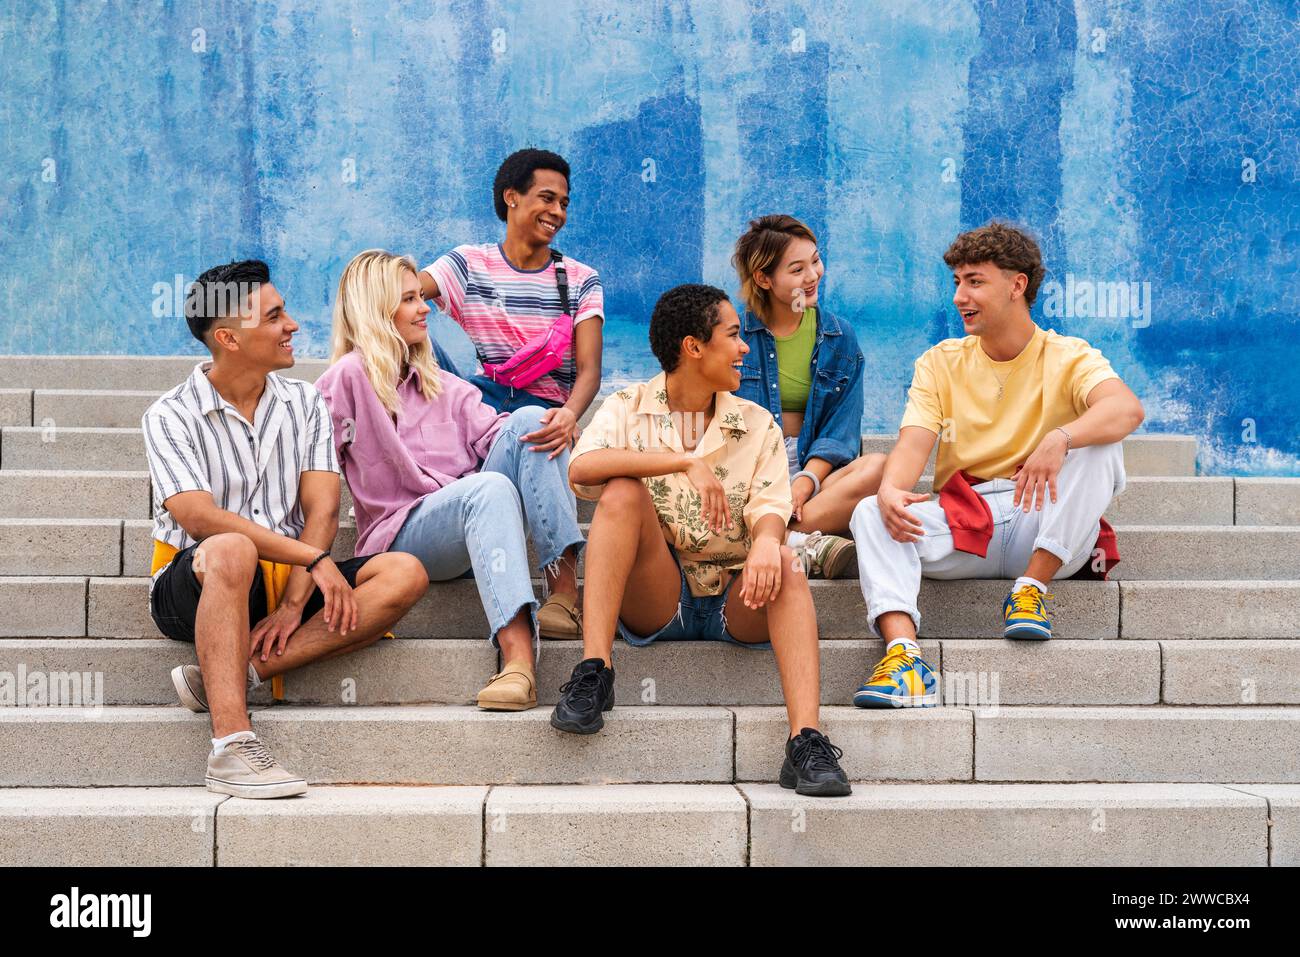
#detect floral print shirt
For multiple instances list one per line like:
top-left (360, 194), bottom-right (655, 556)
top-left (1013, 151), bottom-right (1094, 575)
top-left (570, 372), bottom-right (793, 597)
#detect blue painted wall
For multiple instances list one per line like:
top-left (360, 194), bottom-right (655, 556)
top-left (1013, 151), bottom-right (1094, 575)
top-left (3, 0), bottom-right (1297, 474)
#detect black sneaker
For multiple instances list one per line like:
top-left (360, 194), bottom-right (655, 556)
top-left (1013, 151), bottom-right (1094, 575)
top-left (550, 658), bottom-right (615, 734)
top-left (779, 727), bottom-right (852, 796)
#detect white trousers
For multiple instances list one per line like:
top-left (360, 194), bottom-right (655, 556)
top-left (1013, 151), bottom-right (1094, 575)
top-left (849, 442), bottom-right (1126, 637)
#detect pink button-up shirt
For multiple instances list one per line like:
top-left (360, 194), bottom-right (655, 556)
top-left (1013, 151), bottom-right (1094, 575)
top-left (315, 351), bottom-right (508, 555)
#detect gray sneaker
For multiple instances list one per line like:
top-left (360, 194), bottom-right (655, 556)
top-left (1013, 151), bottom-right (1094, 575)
top-left (171, 664), bottom-right (209, 713)
top-left (206, 737), bottom-right (307, 799)
top-left (171, 663), bottom-right (259, 713)
top-left (799, 532), bottom-right (858, 580)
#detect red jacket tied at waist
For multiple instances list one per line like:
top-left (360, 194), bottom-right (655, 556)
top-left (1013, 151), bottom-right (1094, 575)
top-left (936, 470), bottom-right (1120, 580)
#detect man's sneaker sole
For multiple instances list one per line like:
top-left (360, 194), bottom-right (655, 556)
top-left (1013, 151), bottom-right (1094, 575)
top-left (852, 689), bottom-right (939, 708)
top-left (171, 665), bottom-right (208, 713)
top-left (779, 761), bottom-right (853, 797)
top-left (205, 775), bottom-right (307, 799)
top-left (549, 713), bottom-right (605, 734)
top-left (1004, 621), bottom-right (1052, 640)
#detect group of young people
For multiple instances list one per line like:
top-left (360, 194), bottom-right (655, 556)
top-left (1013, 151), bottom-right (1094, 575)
top-left (142, 149), bottom-right (1145, 801)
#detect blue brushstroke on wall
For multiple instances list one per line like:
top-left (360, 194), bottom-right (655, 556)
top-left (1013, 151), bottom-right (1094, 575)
top-left (1, 0), bottom-right (1297, 474)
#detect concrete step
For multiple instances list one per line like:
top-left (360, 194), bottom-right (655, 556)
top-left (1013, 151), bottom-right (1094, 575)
top-left (733, 705), bottom-right (1300, 784)
top-left (0, 470), bottom-right (149, 519)
top-left (1236, 477), bottom-right (1300, 526)
top-left (1120, 580), bottom-right (1300, 639)
top-left (7, 574), bottom-right (1299, 642)
top-left (1, 427), bottom-right (142, 471)
top-left (9, 637), bottom-right (1300, 708)
top-left (857, 432), bottom-right (1197, 476)
top-left (39, 576), bottom-right (1120, 640)
top-left (3, 703), bottom-right (1296, 787)
top-left (1, 423), bottom-right (1202, 479)
top-left (4, 782), bottom-right (1291, 867)
top-left (0, 704), bottom-right (737, 787)
top-left (0, 515), bottom-right (1265, 580)
top-left (743, 783), bottom-right (1273, 866)
top-left (0, 355), bottom-right (328, 391)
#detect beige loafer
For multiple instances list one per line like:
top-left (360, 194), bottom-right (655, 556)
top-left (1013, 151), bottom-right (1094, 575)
top-left (476, 663), bottom-right (537, 711)
top-left (537, 592), bottom-right (582, 639)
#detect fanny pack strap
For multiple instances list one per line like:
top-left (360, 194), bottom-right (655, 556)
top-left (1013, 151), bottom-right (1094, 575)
top-left (551, 248), bottom-right (571, 317)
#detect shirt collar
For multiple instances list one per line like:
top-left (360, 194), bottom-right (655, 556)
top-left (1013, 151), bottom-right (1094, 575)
top-left (191, 360), bottom-right (287, 417)
top-left (635, 372), bottom-right (749, 438)
top-left (743, 305), bottom-right (838, 337)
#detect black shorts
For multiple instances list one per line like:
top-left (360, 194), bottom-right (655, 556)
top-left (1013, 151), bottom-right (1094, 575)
top-left (149, 542), bottom-right (378, 643)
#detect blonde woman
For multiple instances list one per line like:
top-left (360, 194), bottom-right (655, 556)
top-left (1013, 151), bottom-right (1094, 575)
top-left (315, 250), bottom-right (586, 710)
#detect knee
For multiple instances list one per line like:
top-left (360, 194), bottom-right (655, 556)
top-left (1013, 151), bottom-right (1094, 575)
top-left (464, 471), bottom-right (521, 510)
top-left (507, 404), bottom-right (548, 434)
top-left (597, 476), bottom-right (649, 512)
top-left (778, 545), bottom-right (806, 580)
top-left (388, 551), bottom-right (430, 606)
top-left (851, 494), bottom-right (881, 526)
top-left (195, 533), bottom-right (258, 585)
top-left (845, 453), bottom-right (886, 494)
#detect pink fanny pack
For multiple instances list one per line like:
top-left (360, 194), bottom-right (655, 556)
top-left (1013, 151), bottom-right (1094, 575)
top-left (480, 251), bottom-right (573, 390)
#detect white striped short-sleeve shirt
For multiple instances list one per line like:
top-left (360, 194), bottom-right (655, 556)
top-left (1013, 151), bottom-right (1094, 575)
top-left (142, 361), bottom-right (339, 561)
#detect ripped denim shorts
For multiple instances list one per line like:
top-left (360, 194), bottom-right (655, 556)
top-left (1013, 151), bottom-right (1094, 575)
top-left (616, 549), bottom-right (772, 651)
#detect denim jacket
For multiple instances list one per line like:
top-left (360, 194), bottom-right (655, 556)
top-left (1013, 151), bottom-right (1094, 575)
top-left (736, 306), bottom-right (864, 470)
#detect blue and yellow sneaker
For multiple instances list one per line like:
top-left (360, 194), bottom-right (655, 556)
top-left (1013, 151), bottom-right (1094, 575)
top-left (853, 644), bottom-right (938, 708)
top-left (1003, 585), bottom-right (1053, 640)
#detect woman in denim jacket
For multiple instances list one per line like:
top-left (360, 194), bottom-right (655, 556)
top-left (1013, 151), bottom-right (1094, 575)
top-left (732, 215), bottom-right (885, 579)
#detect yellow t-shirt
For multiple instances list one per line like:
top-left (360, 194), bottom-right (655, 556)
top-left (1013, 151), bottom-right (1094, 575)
top-left (900, 325), bottom-right (1119, 489)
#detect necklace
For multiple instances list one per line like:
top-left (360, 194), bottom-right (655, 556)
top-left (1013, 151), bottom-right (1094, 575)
top-left (990, 364), bottom-right (1018, 401)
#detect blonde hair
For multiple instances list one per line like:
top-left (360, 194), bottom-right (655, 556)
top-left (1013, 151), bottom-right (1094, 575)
top-left (731, 214), bottom-right (819, 320)
top-left (330, 249), bottom-right (441, 415)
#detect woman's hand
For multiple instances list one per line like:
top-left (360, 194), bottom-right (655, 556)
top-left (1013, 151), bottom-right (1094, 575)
top-left (739, 537), bottom-right (782, 609)
top-left (683, 457), bottom-right (732, 534)
top-left (520, 406), bottom-right (578, 460)
top-left (790, 474), bottom-right (815, 522)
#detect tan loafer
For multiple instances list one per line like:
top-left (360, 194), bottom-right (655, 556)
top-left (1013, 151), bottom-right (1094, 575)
top-left (537, 592), bottom-right (581, 639)
top-left (476, 663), bottom-right (537, 711)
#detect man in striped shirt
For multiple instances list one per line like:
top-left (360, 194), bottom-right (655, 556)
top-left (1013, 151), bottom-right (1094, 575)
top-left (142, 259), bottom-right (428, 799)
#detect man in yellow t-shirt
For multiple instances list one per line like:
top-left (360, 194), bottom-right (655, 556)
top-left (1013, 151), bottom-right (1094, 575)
top-left (848, 222), bottom-right (1146, 708)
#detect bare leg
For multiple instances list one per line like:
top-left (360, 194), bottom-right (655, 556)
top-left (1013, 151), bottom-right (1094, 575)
top-left (544, 544), bottom-right (581, 602)
top-left (724, 546), bottom-right (820, 737)
top-left (581, 478), bottom-right (681, 666)
top-left (791, 453), bottom-right (886, 536)
top-left (242, 551), bottom-right (428, 680)
top-left (191, 534), bottom-right (261, 738)
top-left (1023, 549), bottom-right (1064, 584)
top-left (876, 610), bottom-right (918, 644)
top-left (496, 608), bottom-right (535, 668)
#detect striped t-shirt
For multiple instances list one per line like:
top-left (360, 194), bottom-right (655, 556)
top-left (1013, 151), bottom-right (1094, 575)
top-left (141, 361), bottom-right (338, 571)
top-left (423, 242), bottom-right (604, 405)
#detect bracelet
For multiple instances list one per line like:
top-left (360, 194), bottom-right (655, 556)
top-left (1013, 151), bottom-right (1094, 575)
top-left (1056, 426), bottom-right (1072, 451)
top-left (791, 470), bottom-right (821, 496)
top-left (305, 551), bottom-right (330, 573)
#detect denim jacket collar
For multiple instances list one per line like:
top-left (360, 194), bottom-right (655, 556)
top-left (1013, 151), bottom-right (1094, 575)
top-left (742, 306), bottom-right (841, 338)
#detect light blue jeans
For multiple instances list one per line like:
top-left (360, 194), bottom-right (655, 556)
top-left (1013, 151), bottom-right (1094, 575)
top-left (389, 406), bottom-right (584, 648)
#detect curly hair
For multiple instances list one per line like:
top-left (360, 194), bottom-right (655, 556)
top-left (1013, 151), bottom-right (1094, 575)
top-left (649, 284), bottom-right (731, 373)
top-left (492, 148), bottom-right (571, 221)
top-left (943, 221), bottom-right (1046, 308)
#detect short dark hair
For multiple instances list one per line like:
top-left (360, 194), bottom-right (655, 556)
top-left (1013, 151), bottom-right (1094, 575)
top-left (493, 148), bottom-right (571, 221)
top-left (649, 284), bottom-right (731, 373)
top-left (184, 259), bottom-right (271, 344)
top-left (943, 221), bottom-right (1046, 308)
